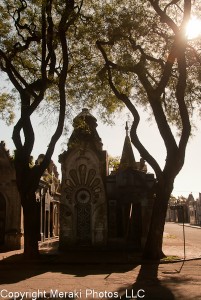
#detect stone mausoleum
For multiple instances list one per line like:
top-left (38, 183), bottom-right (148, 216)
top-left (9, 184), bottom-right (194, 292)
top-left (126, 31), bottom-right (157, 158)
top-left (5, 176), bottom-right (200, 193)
top-left (59, 108), bottom-right (155, 250)
top-left (0, 142), bottom-right (60, 251)
top-left (0, 141), bottom-right (22, 250)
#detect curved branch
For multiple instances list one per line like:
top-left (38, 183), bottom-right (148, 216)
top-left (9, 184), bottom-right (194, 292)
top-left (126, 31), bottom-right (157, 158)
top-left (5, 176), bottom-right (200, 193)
top-left (0, 50), bottom-right (42, 99)
top-left (176, 46), bottom-right (191, 170)
top-left (149, 0), bottom-right (179, 34)
top-left (46, 0), bottom-right (56, 78)
top-left (164, 0), bottom-right (182, 14)
top-left (21, 94), bottom-right (35, 156)
top-left (96, 40), bottom-right (162, 177)
top-left (156, 41), bottom-right (177, 96)
top-left (39, 16), bottom-right (69, 172)
top-left (97, 38), bottom-right (180, 176)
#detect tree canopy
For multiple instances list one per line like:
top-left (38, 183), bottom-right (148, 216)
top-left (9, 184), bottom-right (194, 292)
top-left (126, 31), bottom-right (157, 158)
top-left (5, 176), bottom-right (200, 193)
top-left (82, 1), bottom-right (201, 173)
top-left (0, 0), bottom-right (124, 128)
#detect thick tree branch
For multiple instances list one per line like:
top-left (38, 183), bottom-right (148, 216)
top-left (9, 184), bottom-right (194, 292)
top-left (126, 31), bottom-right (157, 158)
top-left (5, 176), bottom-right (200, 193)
top-left (130, 58), bottom-right (178, 156)
top-left (46, 0), bottom-right (56, 78)
top-left (21, 93), bottom-right (35, 159)
top-left (39, 4), bottom-right (70, 172)
top-left (97, 37), bottom-right (179, 175)
top-left (156, 41), bottom-right (177, 96)
top-left (177, 50), bottom-right (191, 168)
top-left (96, 40), bottom-right (162, 177)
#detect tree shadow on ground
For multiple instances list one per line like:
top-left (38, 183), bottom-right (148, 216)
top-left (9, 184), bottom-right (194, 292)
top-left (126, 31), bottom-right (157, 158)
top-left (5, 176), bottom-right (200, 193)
top-left (0, 251), bottom-right (194, 300)
top-left (0, 251), bottom-right (138, 285)
top-left (115, 262), bottom-right (176, 299)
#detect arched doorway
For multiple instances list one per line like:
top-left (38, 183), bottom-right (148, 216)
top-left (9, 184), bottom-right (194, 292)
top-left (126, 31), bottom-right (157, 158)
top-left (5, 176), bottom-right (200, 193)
top-left (0, 194), bottom-right (6, 245)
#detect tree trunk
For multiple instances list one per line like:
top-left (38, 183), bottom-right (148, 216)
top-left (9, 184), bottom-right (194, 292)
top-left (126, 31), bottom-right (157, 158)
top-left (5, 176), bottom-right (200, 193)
top-left (22, 192), bottom-right (40, 258)
top-left (143, 180), bottom-right (172, 260)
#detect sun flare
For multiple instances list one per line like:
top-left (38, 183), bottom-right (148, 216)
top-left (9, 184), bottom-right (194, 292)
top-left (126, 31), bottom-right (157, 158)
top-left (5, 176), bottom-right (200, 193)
top-left (186, 16), bottom-right (201, 39)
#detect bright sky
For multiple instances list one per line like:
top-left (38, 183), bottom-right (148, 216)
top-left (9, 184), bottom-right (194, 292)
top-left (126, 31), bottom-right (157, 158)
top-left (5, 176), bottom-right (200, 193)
top-left (0, 107), bottom-right (201, 199)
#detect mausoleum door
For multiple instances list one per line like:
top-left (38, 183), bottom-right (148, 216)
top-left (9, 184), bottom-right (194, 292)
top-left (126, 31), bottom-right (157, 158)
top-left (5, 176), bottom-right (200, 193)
top-left (76, 188), bottom-right (91, 245)
top-left (0, 194), bottom-right (6, 245)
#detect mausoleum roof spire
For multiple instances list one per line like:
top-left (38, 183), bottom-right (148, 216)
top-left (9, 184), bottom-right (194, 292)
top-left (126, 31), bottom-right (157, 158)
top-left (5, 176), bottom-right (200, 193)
top-left (125, 121), bottom-right (129, 136)
top-left (119, 123), bottom-right (137, 171)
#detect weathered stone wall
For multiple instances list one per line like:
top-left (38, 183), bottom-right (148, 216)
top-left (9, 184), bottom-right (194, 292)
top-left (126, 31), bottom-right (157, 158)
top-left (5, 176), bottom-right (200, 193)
top-left (0, 142), bottom-right (22, 250)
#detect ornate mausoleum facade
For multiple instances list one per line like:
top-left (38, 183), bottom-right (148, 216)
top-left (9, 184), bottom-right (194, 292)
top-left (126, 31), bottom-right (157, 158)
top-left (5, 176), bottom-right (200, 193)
top-left (59, 109), bottom-right (155, 250)
top-left (59, 109), bottom-right (108, 247)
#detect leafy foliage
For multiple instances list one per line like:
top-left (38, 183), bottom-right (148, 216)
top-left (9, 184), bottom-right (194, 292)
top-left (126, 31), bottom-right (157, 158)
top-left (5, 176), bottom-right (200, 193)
top-left (0, 92), bottom-right (15, 125)
top-left (86, 1), bottom-right (201, 131)
top-left (108, 155), bottom-right (120, 172)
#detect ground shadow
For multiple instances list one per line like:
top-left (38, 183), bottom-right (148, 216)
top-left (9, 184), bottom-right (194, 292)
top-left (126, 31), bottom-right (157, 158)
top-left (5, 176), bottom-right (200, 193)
top-left (0, 250), bottom-right (138, 285)
top-left (115, 262), bottom-right (175, 299)
top-left (0, 250), bottom-right (195, 300)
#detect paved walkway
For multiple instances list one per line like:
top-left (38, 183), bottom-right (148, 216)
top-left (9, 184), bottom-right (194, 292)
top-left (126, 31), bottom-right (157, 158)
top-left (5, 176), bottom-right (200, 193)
top-left (1, 224), bottom-right (200, 262)
top-left (0, 226), bottom-right (200, 300)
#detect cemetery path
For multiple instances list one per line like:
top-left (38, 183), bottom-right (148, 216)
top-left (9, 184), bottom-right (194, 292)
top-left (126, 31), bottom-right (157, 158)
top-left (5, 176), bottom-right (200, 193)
top-left (0, 222), bottom-right (200, 299)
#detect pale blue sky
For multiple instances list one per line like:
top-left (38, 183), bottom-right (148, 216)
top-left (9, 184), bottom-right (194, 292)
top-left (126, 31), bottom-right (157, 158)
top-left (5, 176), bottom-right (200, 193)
top-left (0, 107), bottom-right (200, 199)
